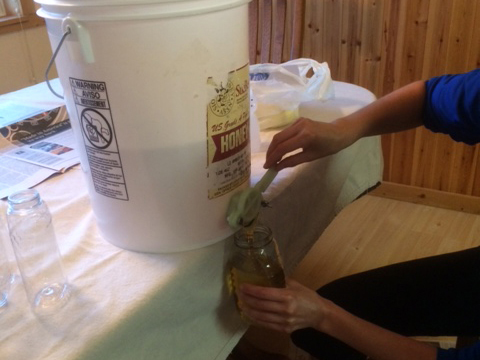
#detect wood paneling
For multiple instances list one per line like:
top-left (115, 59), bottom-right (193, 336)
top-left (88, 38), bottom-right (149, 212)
top-left (249, 0), bottom-right (480, 196)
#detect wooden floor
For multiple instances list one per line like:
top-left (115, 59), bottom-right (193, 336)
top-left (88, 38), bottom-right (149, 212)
top-left (230, 190), bottom-right (480, 359)
top-left (292, 192), bottom-right (480, 290)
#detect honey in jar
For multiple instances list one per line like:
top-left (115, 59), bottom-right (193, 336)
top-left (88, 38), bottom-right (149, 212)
top-left (228, 224), bottom-right (286, 319)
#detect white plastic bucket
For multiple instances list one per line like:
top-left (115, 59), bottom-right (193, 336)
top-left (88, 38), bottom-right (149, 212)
top-left (36, 0), bottom-right (252, 253)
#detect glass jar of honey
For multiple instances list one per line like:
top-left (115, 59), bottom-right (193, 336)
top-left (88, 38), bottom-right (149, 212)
top-left (228, 224), bottom-right (286, 319)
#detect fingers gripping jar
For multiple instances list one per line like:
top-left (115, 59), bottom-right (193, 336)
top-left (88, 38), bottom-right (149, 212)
top-left (228, 224), bottom-right (286, 317)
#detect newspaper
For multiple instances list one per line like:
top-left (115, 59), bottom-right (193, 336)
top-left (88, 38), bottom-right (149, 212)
top-left (0, 105), bottom-right (80, 199)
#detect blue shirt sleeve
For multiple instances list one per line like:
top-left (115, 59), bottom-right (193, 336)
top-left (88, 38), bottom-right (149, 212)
top-left (437, 342), bottom-right (480, 360)
top-left (423, 69), bottom-right (480, 145)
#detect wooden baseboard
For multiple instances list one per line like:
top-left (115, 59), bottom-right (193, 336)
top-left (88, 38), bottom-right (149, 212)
top-left (370, 182), bottom-right (480, 215)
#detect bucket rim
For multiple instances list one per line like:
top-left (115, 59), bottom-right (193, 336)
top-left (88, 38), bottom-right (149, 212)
top-left (36, 0), bottom-right (251, 20)
top-left (35, 0), bottom-right (247, 4)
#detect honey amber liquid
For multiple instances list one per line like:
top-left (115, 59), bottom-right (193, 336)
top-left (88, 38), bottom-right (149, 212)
top-left (231, 260), bottom-right (286, 289)
top-left (229, 244), bottom-right (286, 321)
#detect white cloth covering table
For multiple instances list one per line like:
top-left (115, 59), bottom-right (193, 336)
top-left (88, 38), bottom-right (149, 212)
top-left (0, 80), bottom-right (382, 360)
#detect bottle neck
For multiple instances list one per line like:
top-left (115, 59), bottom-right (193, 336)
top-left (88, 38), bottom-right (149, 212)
top-left (234, 225), bottom-right (273, 249)
top-left (7, 189), bottom-right (42, 212)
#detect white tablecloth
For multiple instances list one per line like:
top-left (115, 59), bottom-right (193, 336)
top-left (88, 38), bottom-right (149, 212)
top-left (0, 80), bottom-right (382, 360)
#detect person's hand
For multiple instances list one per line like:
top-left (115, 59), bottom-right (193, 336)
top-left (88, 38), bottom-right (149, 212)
top-left (264, 117), bottom-right (355, 170)
top-left (238, 278), bottom-right (439, 360)
top-left (236, 278), bottom-right (329, 333)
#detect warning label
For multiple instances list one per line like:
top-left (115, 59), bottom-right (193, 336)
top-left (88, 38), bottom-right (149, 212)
top-left (70, 78), bottom-right (128, 201)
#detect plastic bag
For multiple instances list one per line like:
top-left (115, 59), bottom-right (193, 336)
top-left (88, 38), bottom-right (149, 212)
top-left (250, 58), bottom-right (334, 130)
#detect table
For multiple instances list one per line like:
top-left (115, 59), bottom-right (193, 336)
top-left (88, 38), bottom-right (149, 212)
top-left (0, 80), bottom-right (382, 360)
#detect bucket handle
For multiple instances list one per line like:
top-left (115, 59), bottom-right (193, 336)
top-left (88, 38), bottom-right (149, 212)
top-left (45, 16), bottom-right (95, 99)
top-left (45, 27), bottom-right (71, 99)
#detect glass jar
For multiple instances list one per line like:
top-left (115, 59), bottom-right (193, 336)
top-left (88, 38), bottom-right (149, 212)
top-left (6, 189), bottom-right (71, 314)
top-left (0, 232), bottom-right (12, 309)
top-left (228, 225), bottom-right (285, 316)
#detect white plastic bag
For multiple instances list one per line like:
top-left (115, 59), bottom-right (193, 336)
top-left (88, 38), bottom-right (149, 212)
top-left (250, 58), bottom-right (334, 130)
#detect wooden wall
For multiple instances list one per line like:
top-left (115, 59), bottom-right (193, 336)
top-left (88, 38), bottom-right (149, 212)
top-left (249, 0), bottom-right (480, 197)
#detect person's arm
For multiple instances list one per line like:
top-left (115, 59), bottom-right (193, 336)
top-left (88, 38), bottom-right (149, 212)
top-left (264, 80), bottom-right (426, 170)
top-left (237, 279), bottom-right (437, 360)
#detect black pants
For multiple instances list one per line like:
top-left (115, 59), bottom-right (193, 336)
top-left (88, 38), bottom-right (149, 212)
top-left (291, 247), bottom-right (480, 360)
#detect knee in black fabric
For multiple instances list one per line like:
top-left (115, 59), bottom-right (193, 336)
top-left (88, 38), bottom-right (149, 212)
top-left (316, 276), bottom-right (372, 314)
top-left (291, 327), bottom-right (367, 360)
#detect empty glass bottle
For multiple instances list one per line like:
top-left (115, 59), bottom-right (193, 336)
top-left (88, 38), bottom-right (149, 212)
top-left (0, 232), bottom-right (12, 309)
top-left (6, 189), bottom-right (70, 314)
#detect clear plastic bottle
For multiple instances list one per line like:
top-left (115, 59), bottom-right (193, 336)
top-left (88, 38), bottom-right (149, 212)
top-left (6, 189), bottom-right (70, 314)
top-left (228, 224), bottom-right (285, 319)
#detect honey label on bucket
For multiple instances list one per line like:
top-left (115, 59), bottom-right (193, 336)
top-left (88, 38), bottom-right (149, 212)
top-left (206, 63), bottom-right (251, 199)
